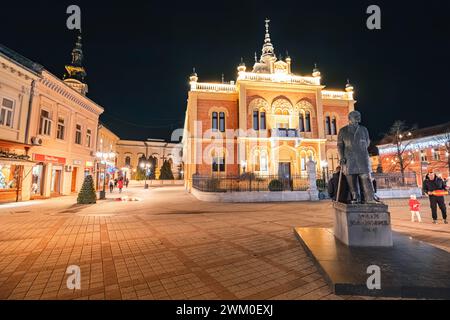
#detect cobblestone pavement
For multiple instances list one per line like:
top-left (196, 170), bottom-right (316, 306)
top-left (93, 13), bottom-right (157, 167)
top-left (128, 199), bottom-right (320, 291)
top-left (0, 186), bottom-right (448, 300)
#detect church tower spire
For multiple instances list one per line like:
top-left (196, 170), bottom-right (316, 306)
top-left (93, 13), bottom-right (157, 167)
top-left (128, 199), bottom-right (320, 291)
top-left (63, 32), bottom-right (88, 95)
top-left (260, 18), bottom-right (276, 64)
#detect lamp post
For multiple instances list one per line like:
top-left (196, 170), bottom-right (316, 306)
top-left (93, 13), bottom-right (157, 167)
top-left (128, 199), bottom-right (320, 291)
top-left (140, 161), bottom-right (151, 189)
top-left (96, 151), bottom-right (115, 200)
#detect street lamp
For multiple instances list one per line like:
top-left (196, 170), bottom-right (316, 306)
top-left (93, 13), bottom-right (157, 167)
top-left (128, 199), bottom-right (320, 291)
top-left (140, 161), bottom-right (152, 189)
top-left (96, 151), bottom-right (115, 199)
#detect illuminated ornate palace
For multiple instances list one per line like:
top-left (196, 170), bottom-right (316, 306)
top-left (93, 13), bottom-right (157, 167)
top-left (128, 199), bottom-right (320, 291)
top-left (183, 20), bottom-right (355, 190)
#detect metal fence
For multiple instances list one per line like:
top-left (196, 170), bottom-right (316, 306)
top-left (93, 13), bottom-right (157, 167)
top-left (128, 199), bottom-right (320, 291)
top-left (192, 174), bottom-right (309, 192)
top-left (372, 172), bottom-right (418, 189)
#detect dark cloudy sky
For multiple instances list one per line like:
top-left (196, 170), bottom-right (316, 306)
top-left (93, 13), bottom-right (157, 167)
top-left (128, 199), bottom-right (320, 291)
top-left (1, 0), bottom-right (449, 141)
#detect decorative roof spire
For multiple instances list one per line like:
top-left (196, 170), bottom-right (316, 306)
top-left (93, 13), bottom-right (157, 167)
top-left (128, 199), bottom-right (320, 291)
top-left (260, 18), bottom-right (275, 63)
top-left (63, 32), bottom-right (86, 81)
top-left (63, 31), bottom-right (88, 95)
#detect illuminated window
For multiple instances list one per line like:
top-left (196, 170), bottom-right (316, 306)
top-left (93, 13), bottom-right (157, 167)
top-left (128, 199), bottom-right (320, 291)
top-left (420, 150), bottom-right (427, 162)
top-left (125, 156), bottom-right (131, 166)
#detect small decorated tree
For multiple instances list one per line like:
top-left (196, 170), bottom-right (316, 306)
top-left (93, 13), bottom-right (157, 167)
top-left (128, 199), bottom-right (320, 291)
top-left (159, 160), bottom-right (174, 180)
top-left (77, 175), bottom-right (97, 204)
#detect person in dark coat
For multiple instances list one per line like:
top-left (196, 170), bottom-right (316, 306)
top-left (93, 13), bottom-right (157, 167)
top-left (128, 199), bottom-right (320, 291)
top-left (328, 166), bottom-right (349, 203)
top-left (423, 170), bottom-right (448, 224)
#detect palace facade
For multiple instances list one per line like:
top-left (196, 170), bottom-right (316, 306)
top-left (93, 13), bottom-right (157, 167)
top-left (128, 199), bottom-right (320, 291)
top-left (183, 20), bottom-right (355, 191)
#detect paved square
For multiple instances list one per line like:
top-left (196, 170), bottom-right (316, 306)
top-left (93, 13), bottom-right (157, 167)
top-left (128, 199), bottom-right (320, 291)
top-left (0, 186), bottom-right (449, 300)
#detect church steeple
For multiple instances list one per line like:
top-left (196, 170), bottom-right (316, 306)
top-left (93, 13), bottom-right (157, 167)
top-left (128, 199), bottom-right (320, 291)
top-left (63, 32), bottom-right (88, 95)
top-left (260, 18), bottom-right (276, 64)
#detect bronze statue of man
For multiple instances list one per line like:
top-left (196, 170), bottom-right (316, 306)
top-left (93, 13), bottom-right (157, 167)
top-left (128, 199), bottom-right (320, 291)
top-left (337, 110), bottom-right (377, 204)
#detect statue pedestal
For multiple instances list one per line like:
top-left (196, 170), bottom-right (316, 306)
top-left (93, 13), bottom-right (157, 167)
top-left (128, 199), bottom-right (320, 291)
top-left (333, 202), bottom-right (393, 247)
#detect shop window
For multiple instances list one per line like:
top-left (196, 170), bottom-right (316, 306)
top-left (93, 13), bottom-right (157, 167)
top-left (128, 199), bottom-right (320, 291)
top-left (39, 110), bottom-right (52, 136)
top-left (0, 98), bottom-right (14, 128)
top-left (57, 117), bottom-right (65, 140)
top-left (75, 124), bottom-right (82, 144)
top-left (86, 129), bottom-right (92, 148)
top-left (0, 164), bottom-right (19, 189)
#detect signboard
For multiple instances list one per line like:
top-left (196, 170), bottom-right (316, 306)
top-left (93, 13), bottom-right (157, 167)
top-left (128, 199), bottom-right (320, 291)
top-left (85, 161), bottom-right (94, 167)
top-left (33, 154), bottom-right (66, 165)
top-left (73, 160), bottom-right (82, 166)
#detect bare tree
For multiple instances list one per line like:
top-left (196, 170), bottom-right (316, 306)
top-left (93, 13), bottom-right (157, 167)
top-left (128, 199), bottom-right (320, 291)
top-left (433, 130), bottom-right (450, 175)
top-left (383, 121), bottom-right (415, 185)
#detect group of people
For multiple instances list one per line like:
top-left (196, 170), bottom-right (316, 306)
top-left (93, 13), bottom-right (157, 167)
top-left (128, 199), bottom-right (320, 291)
top-left (328, 167), bottom-right (449, 225)
top-left (108, 177), bottom-right (129, 193)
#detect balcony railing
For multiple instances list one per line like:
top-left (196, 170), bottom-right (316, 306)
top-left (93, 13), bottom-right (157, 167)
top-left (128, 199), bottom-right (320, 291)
top-left (271, 128), bottom-right (300, 138)
top-left (190, 82), bottom-right (237, 93)
top-left (238, 72), bottom-right (320, 85)
top-left (321, 90), bottom-right (353, 100)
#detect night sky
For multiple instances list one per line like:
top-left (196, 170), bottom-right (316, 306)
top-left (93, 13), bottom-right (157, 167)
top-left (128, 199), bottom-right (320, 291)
top-left (1, 0), bottom-right (449, 141)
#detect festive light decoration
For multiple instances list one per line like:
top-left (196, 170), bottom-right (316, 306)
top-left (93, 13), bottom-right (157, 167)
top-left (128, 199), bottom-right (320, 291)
top-left (378, 134), bottom-right (450, 155)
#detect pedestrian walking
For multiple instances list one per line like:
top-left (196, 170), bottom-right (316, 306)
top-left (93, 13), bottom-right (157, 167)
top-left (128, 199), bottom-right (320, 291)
top-left (409, 194), bottom-right (422, 222)
top-left (423, 170), bottom-right (448, 224)
top-left (109, 180), bottom-right (114, 193)
top-left (125, 178), bottom-right (129, 188)
top-left (118, 178), bottom-right (123, 193)
top-left (114, 178), bottom-right (118, 188)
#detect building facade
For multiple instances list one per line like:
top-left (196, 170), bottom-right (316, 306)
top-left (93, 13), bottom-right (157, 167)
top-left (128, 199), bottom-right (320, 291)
top-left (116, 139), bottom-right (182, 179)
top-left (183, 20), bottom-right (355, 191)
top-left (377, 122), bottom-right (450, 186)
top-left (0, 46), bottom-right (41, 202)
top-left (0, 34), bottom-right (104, 202)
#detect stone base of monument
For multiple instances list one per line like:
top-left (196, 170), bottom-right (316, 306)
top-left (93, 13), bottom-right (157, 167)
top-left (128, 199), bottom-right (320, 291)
top-left (333, 202), bottom-right (393, 247)
top-left (294, 227), bottom-right (450, 298)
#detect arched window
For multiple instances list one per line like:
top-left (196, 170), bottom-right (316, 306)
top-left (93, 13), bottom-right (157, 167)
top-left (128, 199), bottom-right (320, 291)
top-left (260, 111), bottom-right (266, 130)
top-left (305, 111), bottom-right (311, 132)
top-left (325, 116), bottom-right (331, 135)
top-left (212, 112), bottom-right (218, 131)
top-left (331, 116), bottom-right (337, 135)
top-left (299, 113), bottom-right (305, 132)
top-left (125, 156), bottom-right (131, 166)
top-left (253, 110), bottom-right (259, 130)
top-left (219, 112), bottom-right (225, 132)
